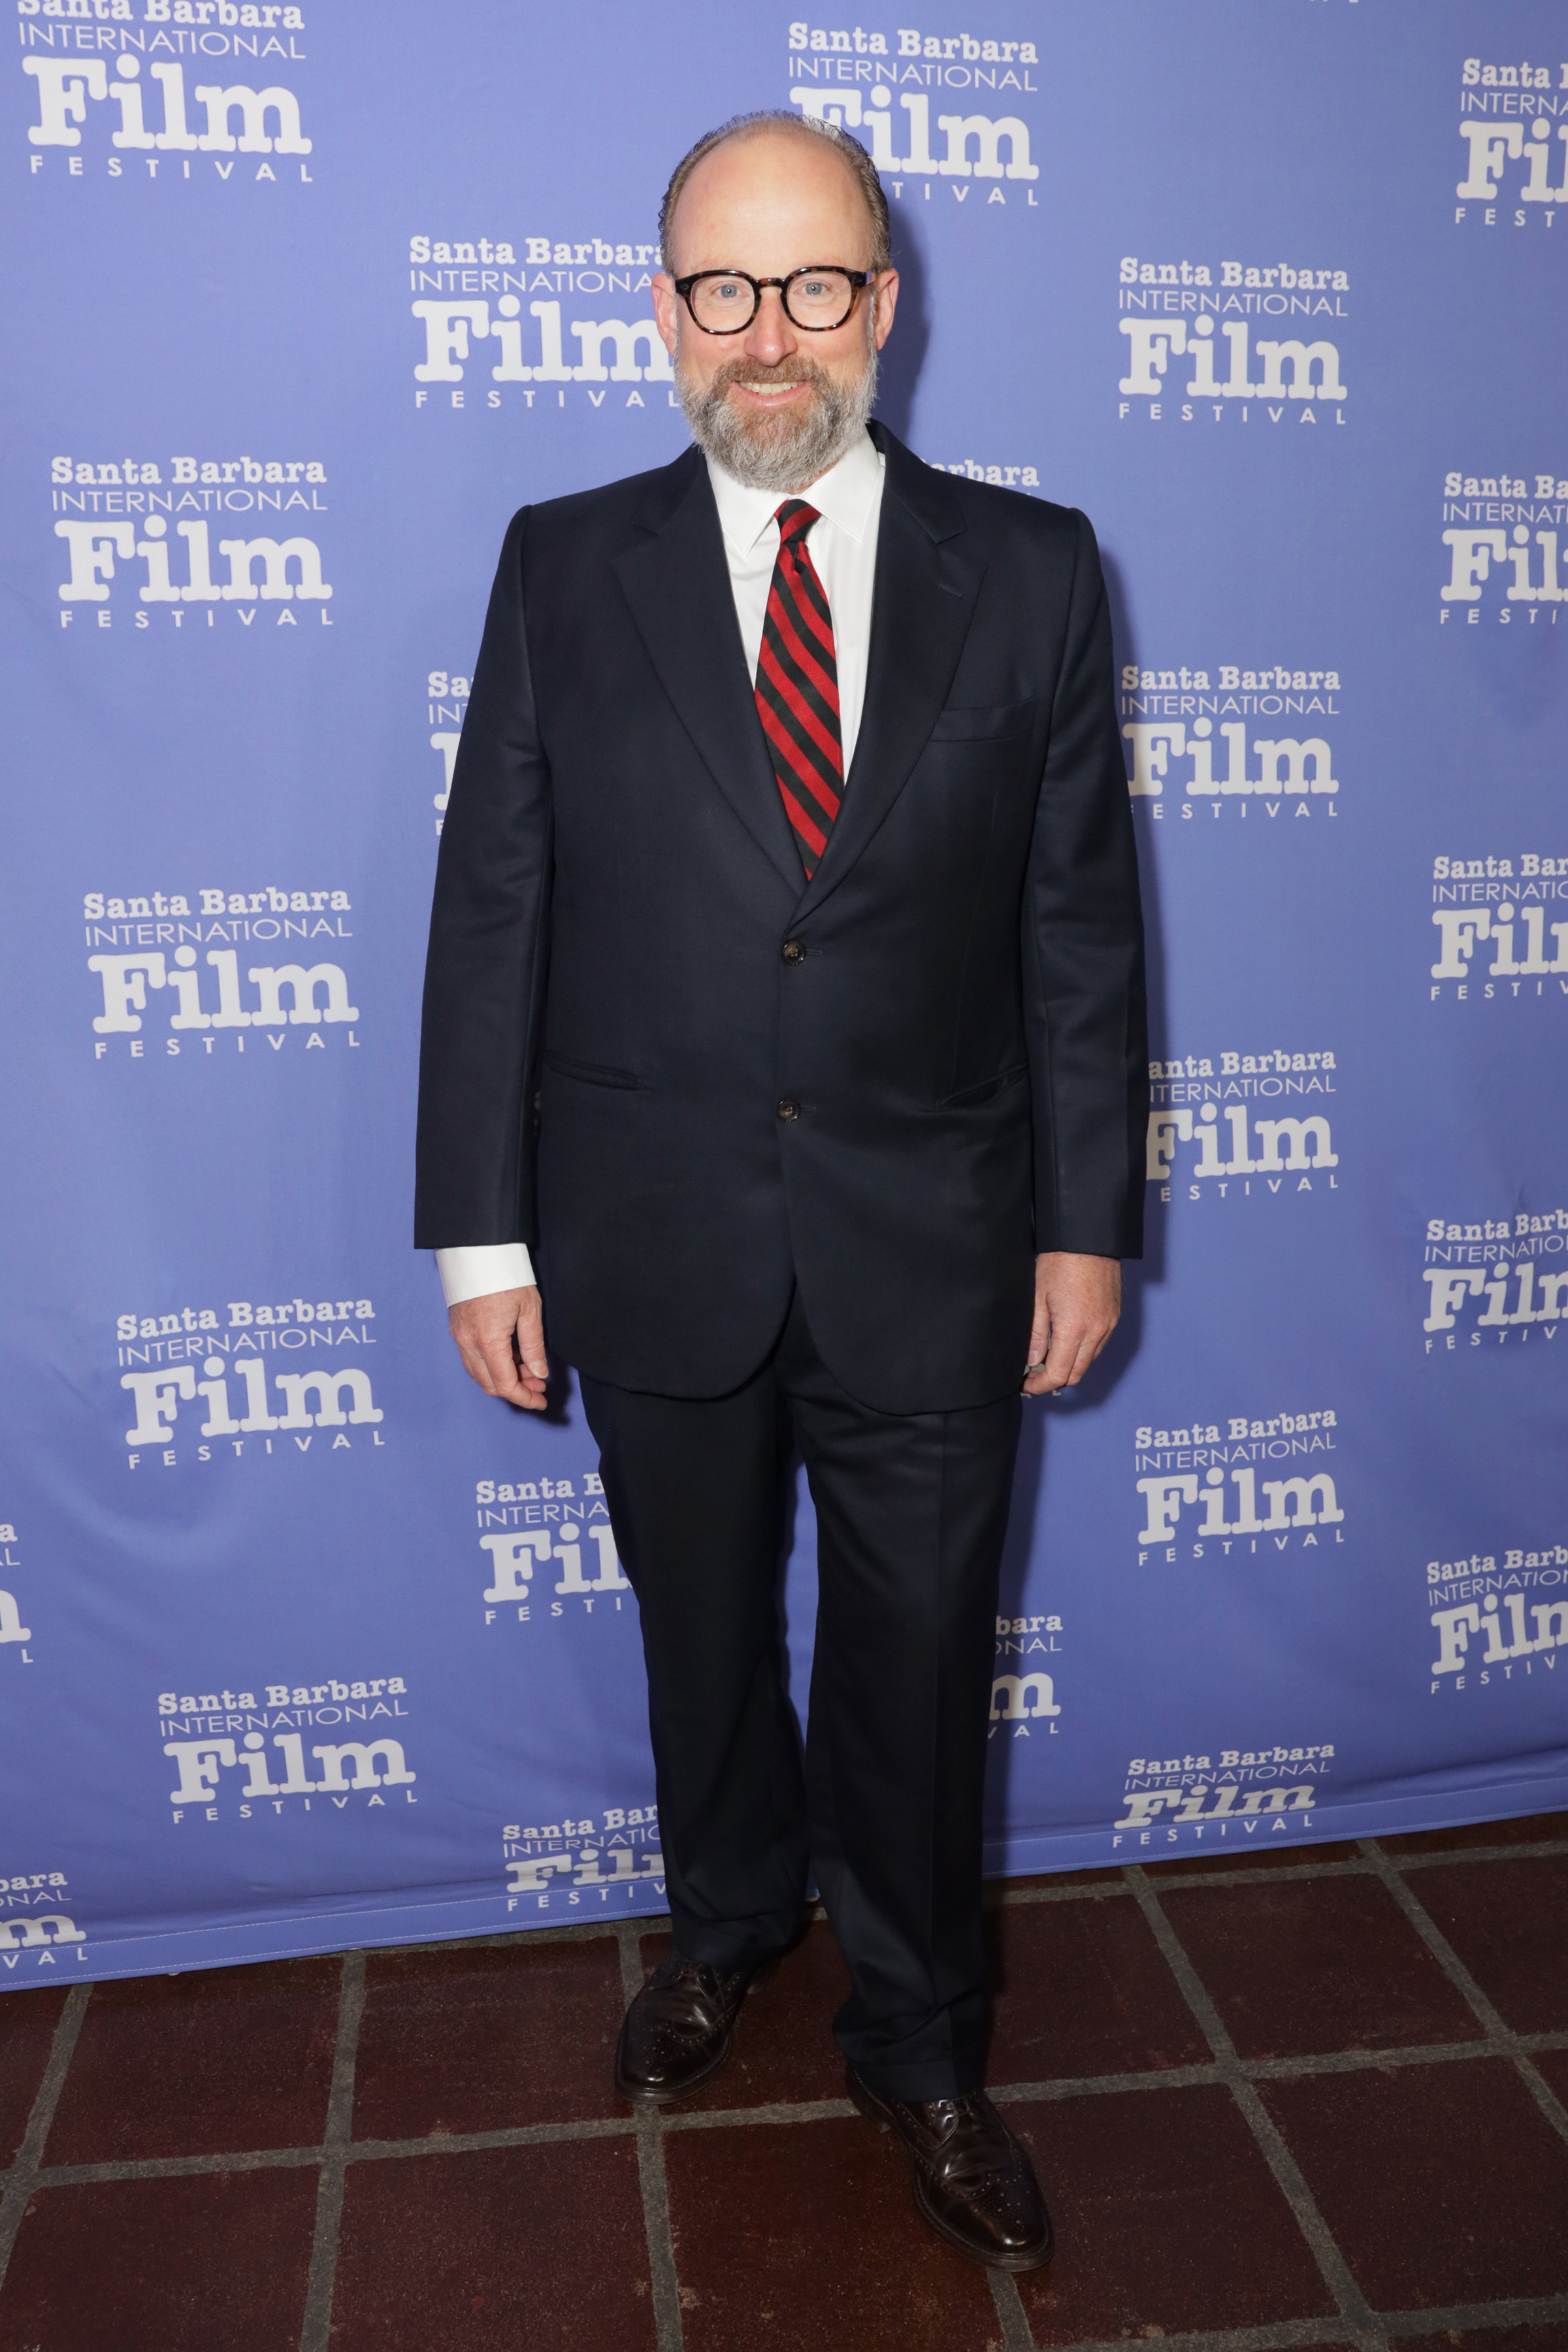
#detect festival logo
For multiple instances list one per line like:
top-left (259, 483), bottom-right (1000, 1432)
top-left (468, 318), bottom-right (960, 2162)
top-left (990, 1608), bottom-right (1063, 1740)
top-left (475, 1471), bottom-right (632, 1627)
top-left (0, 1864), bottom-right (87, 1973)
top-left (926, 457), bottom-right (1040, 489)
top-left (159, 1674), bottom-right (414, 1821)
top-left (408, 232), bottom-right (677, 416)
top-left (0, 1520), bottom-right (32, 1662)
top-left (1421, 1213), bottom-right (1568, 1350)
top-left (787, 22), bottom-right (1039, 218)
top-left (114, 1290), bottom-right (385, 1469)
top-left (1116, 255), bottom-right (1348, 427)
top-left (1428, 853), bottom-right (1568, 998)
top-left (1122, 661), bottom-right (1341, 823)
top-left (1454, 57), bottom-right (1568, 232)
top-left (1147, 1051), bottom-right (1339, 1204)
top-left (502, 1805), bottom-right (664, 1917)
top-left (1110, 1740), bottom-right (1335, 1852)
top-left (51, 451), bottom-right (333, 630)
top-left (1133, 1411), bottom-right (1346, 1565)
top-left (425, 668), bottom-right (468, 836)
top-left (1439, 471), bottom-right (1567, 623)
top-left (1426, 1540), bottom-right (1568, 1695)
top-left (22, 19), bottom-right (314, 189)
top-left (86, 883), bottom-right (359, 1060)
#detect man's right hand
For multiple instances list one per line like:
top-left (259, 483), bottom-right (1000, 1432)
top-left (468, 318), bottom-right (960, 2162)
top-left (448, 1286), bottom-right (549, 1412)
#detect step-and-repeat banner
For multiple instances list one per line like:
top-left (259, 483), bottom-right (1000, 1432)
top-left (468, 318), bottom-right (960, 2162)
top-left (3, 1), bottom-right (1564, 1984)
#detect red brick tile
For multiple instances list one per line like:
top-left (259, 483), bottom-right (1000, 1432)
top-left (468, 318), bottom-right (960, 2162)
top-left (638, 1923), bottom-right (851, 2111)
top-left (1406, 1854), bottom-right (1568, 2032)
top-left (1144, 1840), bottom-right (1362, 1876)
top-left (665, 2115), bottom-right (1000, 2351)
top-left (1160, 1874), bottom-right (1482, 2057)
top-left (1261, 2058), bottom-right (1568, 2306)
top-left (1012, 2083), bottom-right (1333, 2342)
top-left (988, 1895), bottom-right (1209, 2082)
top-left (44, 1958), bottom-right (339, 2163)
top-left (0, 2167), bottom-right (316, 2350)
top-left (1531, 2045), bottom-right (1568, 2107)
top-left (0, 1985), bottom-right (67, 2163)
top-left (329, 2140), bottom-right (653, 2351)
top-left (1379, 1810), bottom-right (1568, 1856)
top-left (353, 1936), bottom-right (625, 2138)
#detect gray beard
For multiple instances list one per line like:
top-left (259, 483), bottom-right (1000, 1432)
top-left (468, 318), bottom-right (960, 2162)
top-left (676, 341), bottom-right (878, 493)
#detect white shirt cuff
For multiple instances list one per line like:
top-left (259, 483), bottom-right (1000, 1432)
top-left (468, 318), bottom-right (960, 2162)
top-left (434, 1243), bottom-right (536, 1307)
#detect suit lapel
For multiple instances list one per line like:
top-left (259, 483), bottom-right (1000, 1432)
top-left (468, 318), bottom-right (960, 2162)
top-left (612, 452), bottom-right (804, 894)
top-left (791, 429), bottom-right (983, 922)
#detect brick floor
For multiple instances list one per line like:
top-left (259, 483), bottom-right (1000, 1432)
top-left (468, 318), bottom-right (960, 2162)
top-left (1, 1818), bottom-right (1565, 2349)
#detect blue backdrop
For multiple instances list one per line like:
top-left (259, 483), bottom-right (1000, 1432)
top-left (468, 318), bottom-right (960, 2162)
top-left (3, 0), bottom-right (1565, 1985)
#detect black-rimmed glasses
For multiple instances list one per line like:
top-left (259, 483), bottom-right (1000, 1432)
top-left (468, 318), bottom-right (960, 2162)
top-left (673, 267), bottom-right (872, 335)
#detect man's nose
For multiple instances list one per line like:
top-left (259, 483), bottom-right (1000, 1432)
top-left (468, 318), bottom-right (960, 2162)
top-left (741, 287), bottom-right (797, 365)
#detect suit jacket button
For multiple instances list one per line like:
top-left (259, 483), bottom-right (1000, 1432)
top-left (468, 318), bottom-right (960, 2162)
top-left (777, 1097), bottom-right (800, 1120)
top-left (781, 939), bottom-right (806, 964)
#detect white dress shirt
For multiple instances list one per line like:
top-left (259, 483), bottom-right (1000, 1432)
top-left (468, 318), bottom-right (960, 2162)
top-left (436, 429), bottom-right (888, 1308)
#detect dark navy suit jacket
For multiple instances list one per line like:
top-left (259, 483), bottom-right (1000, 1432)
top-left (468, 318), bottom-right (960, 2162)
top-left (415, 422), bottom-right (1147, 1413)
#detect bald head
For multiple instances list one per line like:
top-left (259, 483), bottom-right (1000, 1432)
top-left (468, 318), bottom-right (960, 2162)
top-left (659, 112), bottom-right (890, 278)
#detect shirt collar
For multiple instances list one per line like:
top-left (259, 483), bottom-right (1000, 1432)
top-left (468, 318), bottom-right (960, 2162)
top-left (706, 427), bottom-right (884, 560)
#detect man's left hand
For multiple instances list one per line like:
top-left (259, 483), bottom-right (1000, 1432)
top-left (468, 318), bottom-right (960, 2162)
top-left (1022, 1253), bottom-right (1121, 1396)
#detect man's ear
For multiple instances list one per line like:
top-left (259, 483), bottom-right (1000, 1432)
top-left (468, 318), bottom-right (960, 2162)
top-left (872, 269), bottom-right (900, 351)
top-left (651, 272), bottom-right (680, 359)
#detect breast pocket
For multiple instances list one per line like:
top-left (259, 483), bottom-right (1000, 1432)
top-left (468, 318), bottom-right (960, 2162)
top-left (543, 1051), bottom-right (646, 1091)
top-left (927, 700), bottom-right (1037, 745)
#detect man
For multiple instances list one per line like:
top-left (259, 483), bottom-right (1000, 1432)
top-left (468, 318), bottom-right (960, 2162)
top-left (416, 111), bottom-right (1145, 2271)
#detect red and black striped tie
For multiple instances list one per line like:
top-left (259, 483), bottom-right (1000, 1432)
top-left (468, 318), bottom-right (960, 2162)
top-left (755, 500), bottom-right (843, 877)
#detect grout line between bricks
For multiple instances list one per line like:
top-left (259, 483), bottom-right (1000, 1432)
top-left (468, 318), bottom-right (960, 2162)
top-left (618, 1921), bottom-right (685, 2352)
top-left (1379, 2289), bottom-right (1568, 2333)
top-left (1032, 2294), bottom-right (1568, 2352)
top-left (1358, 1838), bottom-right (1568, 2149)
top-left (1386, 1836), bottom-right (1568, 1870)
top-left (7, 2034), bottom-right (1567, 2199)
top-left (988, 2263), bottom-right (1038, 2349)
top-left (1124, 1865), bottom-right (1389, 2352)
top-left (992, 1835), bottom-right (1568, 1909)
top-left (1033, 2325), bottom-right (1357, 2352)
top-left (0, 1982), bottom-right (91, 2293)
top-left (8, 2029), bottom-right (1568, 2198)
top-left (661, 2095), bottom-right (857, 2131)
top-left (296, 1948), bottom-right (365, 2352)
top-left (985, 2029), bottom-right (1565, 2102)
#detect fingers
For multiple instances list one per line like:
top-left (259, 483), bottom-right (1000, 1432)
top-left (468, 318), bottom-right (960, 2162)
top-left (1022, 1313), bottom-right (1117, 1396)
top-left (449, 1288), bottom-right (549, 1413)
top-left (512, 1293), bottom-right (549, 1409)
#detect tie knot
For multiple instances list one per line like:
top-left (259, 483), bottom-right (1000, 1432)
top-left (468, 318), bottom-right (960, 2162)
top-left (775, 499), bottom-right (820, 547)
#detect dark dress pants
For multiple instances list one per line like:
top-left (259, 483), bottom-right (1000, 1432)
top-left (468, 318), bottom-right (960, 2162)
top-left (578, 1290), bottom-right (1022, 2101)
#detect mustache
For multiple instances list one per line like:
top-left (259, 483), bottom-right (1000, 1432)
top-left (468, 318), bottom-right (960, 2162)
top-left (706, 354), bottom-right (834, 394)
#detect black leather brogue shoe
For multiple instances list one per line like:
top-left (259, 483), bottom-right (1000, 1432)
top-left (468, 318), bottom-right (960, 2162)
top-left (614, 1952), bottom-right (777, 2104)
top-left (846, 2067), bottom-right (1054, 2271)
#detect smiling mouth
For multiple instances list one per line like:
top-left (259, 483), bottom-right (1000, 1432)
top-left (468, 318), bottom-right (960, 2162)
top-left (734, 379), bottom-right (810, 397)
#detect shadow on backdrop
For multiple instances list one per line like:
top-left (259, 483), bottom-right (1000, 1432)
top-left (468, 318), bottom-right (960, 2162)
top-left (984, 536), bottom-right (1166, 1846)
top-left (873, 207), bottom-right (930, 447)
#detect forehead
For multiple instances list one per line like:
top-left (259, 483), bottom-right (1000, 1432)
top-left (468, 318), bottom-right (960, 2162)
top-left (672, 129), bottom-right (870, 267)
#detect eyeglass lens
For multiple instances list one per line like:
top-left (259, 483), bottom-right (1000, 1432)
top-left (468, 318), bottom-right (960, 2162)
top-left (688, 270), bottom-right (858, 332)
